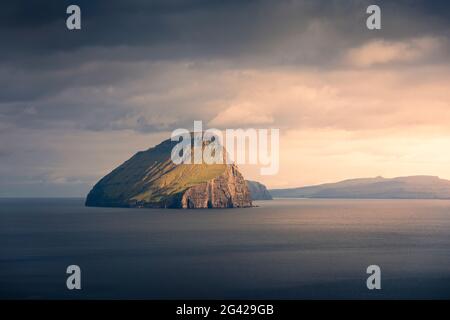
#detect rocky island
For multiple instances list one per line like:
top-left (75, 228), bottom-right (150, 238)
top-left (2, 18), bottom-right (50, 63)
top-left (85, 137), bottom-right (252, 209)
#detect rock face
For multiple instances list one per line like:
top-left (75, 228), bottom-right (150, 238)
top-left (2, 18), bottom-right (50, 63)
top-left (246, 180), bottom-right (273, 200)
top-left (182, 165), bottom-right (252, 208)
top-left (85, 137), bottom-right (252, 209)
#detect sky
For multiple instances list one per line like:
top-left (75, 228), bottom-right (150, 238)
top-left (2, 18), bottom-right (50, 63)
top-left (1, 0), bottom-right (450, 196)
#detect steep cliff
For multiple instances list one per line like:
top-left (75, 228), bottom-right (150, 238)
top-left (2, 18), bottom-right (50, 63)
top-left (85, 137), bottom-right (252, 208)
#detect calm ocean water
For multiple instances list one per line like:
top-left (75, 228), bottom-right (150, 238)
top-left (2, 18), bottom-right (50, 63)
top-left (1, 198), bottom-right (450, 299)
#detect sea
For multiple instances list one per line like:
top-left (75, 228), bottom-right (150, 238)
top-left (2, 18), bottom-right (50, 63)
top-left (1, 198), bottom-right (450, 299)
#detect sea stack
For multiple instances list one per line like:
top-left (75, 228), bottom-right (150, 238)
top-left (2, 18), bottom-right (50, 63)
top-left (85, 137), bottom-right (252, 209)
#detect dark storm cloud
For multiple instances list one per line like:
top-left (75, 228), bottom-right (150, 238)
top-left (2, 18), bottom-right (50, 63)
top-left (1, 0), bottom-right (448, 65)
top-left (0, 0), bottom-right (276, 62)
top-left (0, 0), bottom-right (449, 130)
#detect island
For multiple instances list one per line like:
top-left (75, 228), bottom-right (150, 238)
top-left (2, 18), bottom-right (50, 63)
top-left (85, 137), bottom-right (252, 208)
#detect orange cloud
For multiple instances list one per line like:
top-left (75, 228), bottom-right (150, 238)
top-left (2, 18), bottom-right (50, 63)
top-left (345, 37), bottom-right (442, 67)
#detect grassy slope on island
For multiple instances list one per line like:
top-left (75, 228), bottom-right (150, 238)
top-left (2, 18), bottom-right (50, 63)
top-left (86, 138), bottom-right (228, 207)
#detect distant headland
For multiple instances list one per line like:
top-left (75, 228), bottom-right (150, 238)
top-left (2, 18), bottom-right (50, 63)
top-left (270, 176), bottom-right (450, 199)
